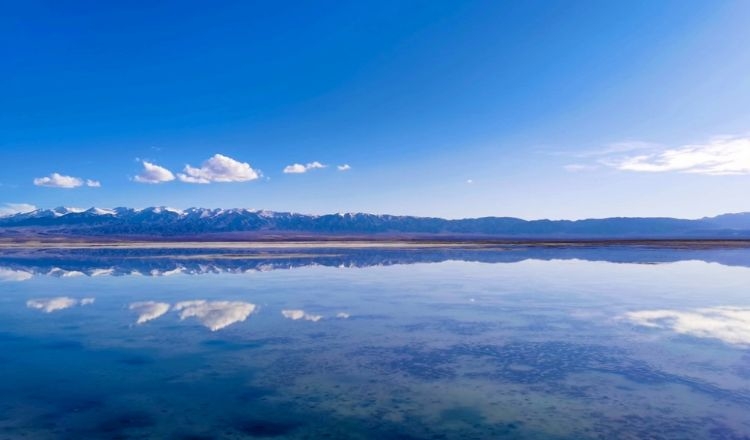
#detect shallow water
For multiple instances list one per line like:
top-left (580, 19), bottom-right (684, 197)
top-left (1, 246), bottom-right (750, 439)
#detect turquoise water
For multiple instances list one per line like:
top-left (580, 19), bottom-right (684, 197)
top-left (1, 247), bottom-right (749, 439)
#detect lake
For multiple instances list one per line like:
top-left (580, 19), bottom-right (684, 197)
top-left (1, 244), bottom-right (749, 439)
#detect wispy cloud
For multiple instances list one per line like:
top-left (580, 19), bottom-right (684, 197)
top-left (563, 164), bottom-right (598, 173)
top-left (281, 309), bottom-right (322, 322)
top-left (173, 300), bottom-right (257, 331)
top-left (283, 161), bottom-right (326, 174)
top-left (337, 164), bottom-right (351, 171)
top-left (26, 296), bottom-right (95, 313)
top-left (598, 136), bottom-right (750, 175)
top-left (0, 203), bottom-right (36, 217)
top-left (575, 141), bottom-right (659, 159)
top-left (134, 161), bottom-right (175, 184)
top-left (33, 173), bottom-right (101, 188)
top-left (129, 301), bottom-right (171, 324)
top-left (178, 154), bottom-right (260, 183)
top-left (625, 306), bottom-right (750, 345)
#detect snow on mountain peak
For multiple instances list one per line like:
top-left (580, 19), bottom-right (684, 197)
top-left (86, 207), bottom-right (116, 216)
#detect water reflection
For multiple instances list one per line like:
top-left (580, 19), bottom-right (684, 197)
top-left (148, 267), bottom-right (184, 277)
top-left (26, 296), bottom-right (95, 313)
top-left (3, 248), bottom-right (750, 438)
top-left (47, 267), bottom-right (86, 277)
top-left (281, 309), bottom-right (323, 322)
top-left (626, 307), bottom-right (750, 345)
top-left (2, 243), bottom-right (750, 282)
top-left (0, 267), bottom-right (32, 282)
top-left (90, 268), bottom-right (115, 277)
top-left (173, 300), bottom-right (257, 331)
top-left (129, 301), bottom-right (170, 324)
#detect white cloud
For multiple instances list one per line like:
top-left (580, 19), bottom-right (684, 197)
top-left (0, 203), bottom-right (36, 217)
top-left (177, 154), bottom-right (260, 183)
top-left (129, 301), bottom-right (171, 324)
top-left (336, 312), bottom-right (350, 319)
top-left (576, 141), bottom-right (659, 158)
top-left (0, 267), bottom-right (33, 282)
top-left (337, 164), bottom-right (351, 171)
top-left (625, 306), bottom-right (750, 345)
top-left (281, 309), bottom-right (322, 322)
top-left (134, 161), bottom-right (175, 184)
top-left (26, 296), bottom-right (95, 313)
top-left (33, 173), bottom-right (101, 188)
top-left (283, 164), bottom-right (306, 174)
top-left (466, 179), bottom-right (474, 184)
top-left (283, 161), bottom-right (327, 174)
top-left (173, 300), bottom-right (257, 331)
top-left (602, 136), bottom-right (750, 175)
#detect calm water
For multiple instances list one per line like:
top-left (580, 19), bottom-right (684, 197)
top-left (1, 246), bottom-right (750, 439)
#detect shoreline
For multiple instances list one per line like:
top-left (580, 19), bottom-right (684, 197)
top-left (2, 238), bottom-right (750, 250)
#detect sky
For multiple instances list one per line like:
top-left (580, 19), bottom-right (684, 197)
top-left (1, 0), bottom-right (749, 220)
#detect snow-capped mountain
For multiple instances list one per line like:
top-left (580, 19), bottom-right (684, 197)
top-left (1, 207), bottom-right (749, 238)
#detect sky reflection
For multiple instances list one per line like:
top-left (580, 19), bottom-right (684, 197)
top-left (3, 248), bottom-right (750, 439)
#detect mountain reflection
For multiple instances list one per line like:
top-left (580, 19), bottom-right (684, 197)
top-left (2, 244), bottom-right (750, 279)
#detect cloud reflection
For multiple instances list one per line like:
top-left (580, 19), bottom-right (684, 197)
top-left (173, 300), bottom-right (256, 331)
top-left (26, 296), bottom-right (95, 313)
top-left (129, 301), bottom-right (171, 324)
top-left (0, 267), bottom-right (33, 282)
top-left (625, 307), bottom-right (750, 345)
top-left (281, 309), bottom-right (323, 322)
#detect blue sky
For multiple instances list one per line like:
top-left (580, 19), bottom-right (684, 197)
top-left (2, 1), bottom-right (749, 219)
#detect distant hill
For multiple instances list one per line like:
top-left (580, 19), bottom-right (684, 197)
top-left (1, 207), bottom-right (750, 239)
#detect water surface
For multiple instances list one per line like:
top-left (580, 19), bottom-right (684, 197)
top-left (1, 246), bottom-right (749, 439)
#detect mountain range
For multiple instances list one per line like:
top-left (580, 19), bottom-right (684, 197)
top-left (1, 207), bottom-right (750, 239)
